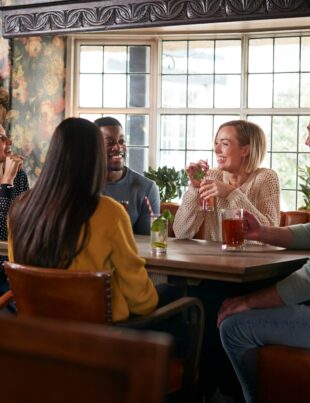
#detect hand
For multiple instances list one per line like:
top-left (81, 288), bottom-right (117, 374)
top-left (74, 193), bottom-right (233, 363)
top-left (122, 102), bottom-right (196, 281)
top-left (243, 210), bottom-right (262, 240)
top-left (199, 179), bottom-right (234, 200)
top-left (217, 295), bottom-right (251, 327)
top-left (217, 285), bottom-right (284, 327)
top-left (1, 154), bottom-right (24, 185)
top-left (186, 159), bottom-right (209, 188)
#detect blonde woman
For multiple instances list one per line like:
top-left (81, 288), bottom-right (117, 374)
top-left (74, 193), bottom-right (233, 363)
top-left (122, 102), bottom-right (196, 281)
top-left (173, 120), bottom-right (281, 402)
top-left (173, 120), bottom-right (280, 241)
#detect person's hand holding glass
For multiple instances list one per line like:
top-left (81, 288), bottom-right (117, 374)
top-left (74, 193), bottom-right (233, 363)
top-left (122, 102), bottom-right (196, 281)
top-left (186, 159), bottom-right (209, 188)
top-left (186, 159), bottom-right (215, 211)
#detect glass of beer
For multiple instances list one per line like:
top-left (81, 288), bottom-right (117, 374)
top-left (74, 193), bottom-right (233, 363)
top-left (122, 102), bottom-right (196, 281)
top-left (221, 208), bottom-right (244, 251)
top-left (150, 214), bottom-right (168, 255)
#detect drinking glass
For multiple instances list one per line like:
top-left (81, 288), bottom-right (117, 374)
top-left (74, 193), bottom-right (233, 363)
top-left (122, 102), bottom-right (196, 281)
top-left (199, 177), bottom-right (215, 212)
top-left (150, 214), bottom-right (168, 255)
top-left (221, 208), bottom-right (244, 251)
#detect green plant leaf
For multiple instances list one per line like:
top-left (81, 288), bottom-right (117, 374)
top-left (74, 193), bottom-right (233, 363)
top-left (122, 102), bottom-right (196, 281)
top-left (144, 165), bottom-right (189, 202)
top-left (161, 208), bottom-right (174, 223)
top-left (193, 169), bottom-right (205, 180)
top-left (151, 216), bottom-right (167, 232)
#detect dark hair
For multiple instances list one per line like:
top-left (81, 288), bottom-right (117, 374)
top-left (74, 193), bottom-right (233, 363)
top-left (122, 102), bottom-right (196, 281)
top-left (94, 116), bottom-right (122, 128)
top-left (9, 117), bottom-right (105, 268)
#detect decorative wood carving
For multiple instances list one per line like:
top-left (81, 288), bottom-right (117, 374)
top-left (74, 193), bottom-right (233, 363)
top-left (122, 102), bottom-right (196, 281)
top-left (1, 0), bottom-right (310, 37)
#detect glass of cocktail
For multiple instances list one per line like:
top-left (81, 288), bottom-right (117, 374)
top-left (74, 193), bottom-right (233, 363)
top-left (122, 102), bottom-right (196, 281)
top-left (150, 214), bottom-right (168, 255)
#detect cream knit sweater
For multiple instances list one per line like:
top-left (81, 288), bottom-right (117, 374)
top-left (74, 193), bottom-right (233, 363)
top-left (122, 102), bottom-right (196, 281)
top-left (173, 167), bottom-right (281, 242)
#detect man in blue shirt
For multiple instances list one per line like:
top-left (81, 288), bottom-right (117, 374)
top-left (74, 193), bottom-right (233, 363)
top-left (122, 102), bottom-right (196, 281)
top-left (95, 117), bottom-right (160, 235)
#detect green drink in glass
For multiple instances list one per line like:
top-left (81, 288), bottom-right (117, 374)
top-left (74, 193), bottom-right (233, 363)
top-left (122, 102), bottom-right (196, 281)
top-left (150, 209), bottom-right (174, 255)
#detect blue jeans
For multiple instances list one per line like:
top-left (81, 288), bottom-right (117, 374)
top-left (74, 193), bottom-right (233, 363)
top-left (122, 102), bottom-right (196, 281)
top-left (219, 304), bottom-right (310, 403)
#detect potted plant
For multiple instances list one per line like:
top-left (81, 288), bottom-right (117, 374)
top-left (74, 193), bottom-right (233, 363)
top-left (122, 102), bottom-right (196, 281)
top-left (298, 165), bottom-right (310, 210)
top-left (143, 165), bottom-right (188, 203)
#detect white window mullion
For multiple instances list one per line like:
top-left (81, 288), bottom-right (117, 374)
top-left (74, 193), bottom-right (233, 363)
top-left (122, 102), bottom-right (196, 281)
top-left (240, 34), bottom-right (249, 119)
top-left (149, 39), bottom-right (159, 169)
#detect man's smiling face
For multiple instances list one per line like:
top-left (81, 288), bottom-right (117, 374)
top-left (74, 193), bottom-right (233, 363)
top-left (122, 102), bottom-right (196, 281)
top-left (100, 125), bottom-right (127, 173)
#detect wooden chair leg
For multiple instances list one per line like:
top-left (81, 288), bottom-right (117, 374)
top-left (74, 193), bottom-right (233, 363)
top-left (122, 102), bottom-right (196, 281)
top-left (0, 290), bottom-right (14, 310)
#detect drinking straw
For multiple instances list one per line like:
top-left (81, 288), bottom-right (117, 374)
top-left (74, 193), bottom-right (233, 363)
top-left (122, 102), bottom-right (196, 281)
top-left (145, 196), bottom-right (154, 216)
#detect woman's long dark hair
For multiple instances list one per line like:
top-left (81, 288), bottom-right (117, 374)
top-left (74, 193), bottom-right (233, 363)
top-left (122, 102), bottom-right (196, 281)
top-left (9, 117), bottom-right (105, 268)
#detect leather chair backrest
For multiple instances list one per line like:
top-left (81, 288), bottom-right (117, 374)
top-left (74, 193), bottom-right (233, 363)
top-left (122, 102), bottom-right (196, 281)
top-left (4, 262), bottom-right (112, 323)
top-left (258, 345), bottom-right (310, 403)
top-left (160, 203), bottom-right (179, 237)
top-left (0, 314), bottom-right (171, 403)
top-left (3, 261), bottom-right (204, 399)
top-left (160, 203), bottom-right (205, 239)
top-left (282, 210), bottom-right (310, 226)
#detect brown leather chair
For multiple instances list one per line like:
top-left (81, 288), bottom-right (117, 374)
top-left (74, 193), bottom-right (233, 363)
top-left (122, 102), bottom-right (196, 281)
top-left (0, 313), bottom-right (172, 403)
top-left (160, 202), bottom-right (179, 237)
top-left (160, 202), bottom-right (205, 239)
top-left (280, 210), bottom-right (310, 226)
top-left (4, 265), bottom-right (113, 323)
top-left (258, 345), bottom-right (310, 403)
top-left (2, 262), bottom-right (205, 401)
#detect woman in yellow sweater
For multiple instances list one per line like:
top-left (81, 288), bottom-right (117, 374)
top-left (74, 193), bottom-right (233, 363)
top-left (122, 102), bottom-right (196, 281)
top-left (7, 117), bottom-right (158, 321)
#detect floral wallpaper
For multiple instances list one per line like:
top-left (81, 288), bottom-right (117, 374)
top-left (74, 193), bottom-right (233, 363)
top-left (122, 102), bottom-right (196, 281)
top-left (8, 36), bottom-right (66, 186)
top-left (0, 36), bottom-right (10, 91)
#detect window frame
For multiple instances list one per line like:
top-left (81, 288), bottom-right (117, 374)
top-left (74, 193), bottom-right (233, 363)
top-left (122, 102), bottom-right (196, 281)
top-left (69, 30), bottom-right (310, 209)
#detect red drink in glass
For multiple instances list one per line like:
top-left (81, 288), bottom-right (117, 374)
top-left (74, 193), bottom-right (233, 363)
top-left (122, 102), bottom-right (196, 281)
top-left (221, 209), bottom-right (244, 250)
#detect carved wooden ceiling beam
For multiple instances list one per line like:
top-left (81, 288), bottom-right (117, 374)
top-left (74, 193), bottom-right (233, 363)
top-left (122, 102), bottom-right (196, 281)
top-left (1, 0), bottom-right (310, 38)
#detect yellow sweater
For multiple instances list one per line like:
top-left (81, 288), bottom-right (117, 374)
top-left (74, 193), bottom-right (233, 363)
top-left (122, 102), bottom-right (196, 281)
top-left (8, 196), bottom-right (158, 322)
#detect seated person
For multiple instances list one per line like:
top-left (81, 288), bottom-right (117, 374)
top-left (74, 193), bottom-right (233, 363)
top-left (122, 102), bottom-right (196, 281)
top-left (173, 120), bottom-right (281, 401)
top-left (218, 209), bottom-right (310, 403)
top-left (8, 118), bottom-right (158, 322)
top-left (94, 117), bottom-right (160, 235)
top-left (173, 120), bottom-right (280, 241)
top-left (0, 124), bottom-right (29, 296)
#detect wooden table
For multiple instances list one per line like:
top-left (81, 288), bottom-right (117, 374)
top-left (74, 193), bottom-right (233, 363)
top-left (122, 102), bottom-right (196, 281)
top-left (2, 237), bottom-right (308, 284)
top-left (136, 235), bottom-right (310, 283)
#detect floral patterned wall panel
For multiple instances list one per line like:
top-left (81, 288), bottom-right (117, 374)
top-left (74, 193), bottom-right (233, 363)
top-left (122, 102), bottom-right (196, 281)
top-left (9, 36), bottom-right (66, 186)
top-left (0, 36), bottom-right (10, 90)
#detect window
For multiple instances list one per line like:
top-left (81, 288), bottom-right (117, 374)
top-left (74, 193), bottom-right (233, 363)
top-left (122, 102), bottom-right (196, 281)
top-left (73, 33), bottom-right (310, 210)
top-left (76, 42), bottom-right (152, 173)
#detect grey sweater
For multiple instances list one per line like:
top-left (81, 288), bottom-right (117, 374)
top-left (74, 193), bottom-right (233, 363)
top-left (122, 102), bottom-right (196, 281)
top-left (104, 167), bottom-right (160, 235)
